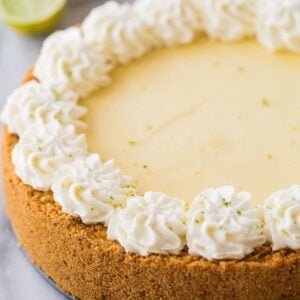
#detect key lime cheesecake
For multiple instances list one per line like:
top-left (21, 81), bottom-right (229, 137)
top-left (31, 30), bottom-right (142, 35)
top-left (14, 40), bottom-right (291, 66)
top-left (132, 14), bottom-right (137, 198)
top-left (2, 0), bottom-right (300, 299)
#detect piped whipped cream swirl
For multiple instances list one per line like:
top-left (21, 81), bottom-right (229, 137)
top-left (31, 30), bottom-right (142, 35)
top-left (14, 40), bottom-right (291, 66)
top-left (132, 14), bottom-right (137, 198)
top-left (257, 0), bottom-right (300, 52)
top-left (187, 186), bottom-right (266, 260)
top-left (135, 0), bottom-right (202, 47)
top-left (52, 154), bottom-right (135, 225)
top-left (83, 0), bottom-right (202, 64)
top-left (12, 124), bottom-right (87, 191)
top-left (1, 81), bottom-right (86, 136)
top-left (193, 0), bottom-right (257, 41)
top-left (264, 185), bottom-right (300, 250)
top-left (83, 1), bottom-right (155, 64)
top-left (34, 27), bottom-right (115, 98)
top-left (108, 192), bottom-right (187, 255)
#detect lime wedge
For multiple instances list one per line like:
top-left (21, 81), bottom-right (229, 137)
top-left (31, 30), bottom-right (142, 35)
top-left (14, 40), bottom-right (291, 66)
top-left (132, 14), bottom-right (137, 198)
top-left (0, 0), bottom-right (66, 34)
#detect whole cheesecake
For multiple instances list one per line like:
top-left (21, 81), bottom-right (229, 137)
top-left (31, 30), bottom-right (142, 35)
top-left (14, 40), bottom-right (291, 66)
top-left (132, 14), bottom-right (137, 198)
top-left (2, 0), bottom-right (300, 299)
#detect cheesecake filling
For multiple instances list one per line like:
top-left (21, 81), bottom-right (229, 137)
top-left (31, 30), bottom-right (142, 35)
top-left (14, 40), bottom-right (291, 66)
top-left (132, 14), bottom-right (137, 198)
top-left (84, 38), bottom-right (300, 205)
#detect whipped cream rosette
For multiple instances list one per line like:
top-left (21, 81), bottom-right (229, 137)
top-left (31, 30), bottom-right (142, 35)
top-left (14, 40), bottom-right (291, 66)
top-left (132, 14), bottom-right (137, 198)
top-left (1, 81), bottom-right (86, 136)
top-left (187, 186), bottom-right (266, 260)
top-left (257, 0), bottom-right (300, 52)
top-left (108, 192), bottom-right (187, 255)
top-left (12, 124), bottom-right (87, 191)
top-left (52, 154), bottom-right (135, 225)
top-left (82, 1), bottom-right (154, 64)
top-left (135, 0), bottom-right (202, 46)
top-left (34, 27), bottom-right (115, 98)
top-left (194, 0), bottom-right (257, 41)
top-left (264, 185), bottom-right (300, 250)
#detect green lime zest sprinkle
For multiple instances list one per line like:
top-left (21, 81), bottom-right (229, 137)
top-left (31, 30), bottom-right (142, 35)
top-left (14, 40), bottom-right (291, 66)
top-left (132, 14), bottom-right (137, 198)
top-left (146, 125), bottom-right (153, 130)
top-left (199, 148), bottom-right (205, 154)
top-left (261, 98), bottom-right (270, 107)
top-left (195, 219), bottom-right (200, 224)
top-left (213, 61), bottom-right (220, 68)
top-left (256, 223), bottom-right (264, 230)
top-left (236, 210), bottom-right (242, 215)
top-left (90, 207), bottom-right (94, 211)
top-left (238, 66), bottom-right (245, 73)
top-left (140, 199), bottom-right (147, 207)
top-left (222, 198), bottom-right (231, 207)
top-left (142, 164), bottom-right (148, 169)
top-left (38, 146), bottom-right (43, 151)
top-left (126, 184), bottom-right (136, 189)
top-left (184, 202), bottom-right (190, 211)
top-left (110, 196), bottom-right (114, 200)
top-left (128, 140), bottom-right (137, 146)
top-left (52, 89), bottom-right (60, 100)
top-left (219, 225), bottom-right (224, 230)
top-left (266, 205), bottom-right (273, 210)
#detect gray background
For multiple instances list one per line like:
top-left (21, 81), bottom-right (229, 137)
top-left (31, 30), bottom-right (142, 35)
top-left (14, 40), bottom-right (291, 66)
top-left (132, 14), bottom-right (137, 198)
top-left (0, 1), bottom-right (120, 299)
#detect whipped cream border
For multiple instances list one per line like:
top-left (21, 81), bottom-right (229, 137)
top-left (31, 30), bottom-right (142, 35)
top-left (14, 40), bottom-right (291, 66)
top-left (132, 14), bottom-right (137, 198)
top-left (2, 0), bottom-right (300, 260)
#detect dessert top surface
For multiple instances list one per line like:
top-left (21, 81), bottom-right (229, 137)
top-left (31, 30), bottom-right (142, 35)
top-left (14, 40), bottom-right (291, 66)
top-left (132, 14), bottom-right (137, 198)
top-left (84, 38), bottom-right (300, 204)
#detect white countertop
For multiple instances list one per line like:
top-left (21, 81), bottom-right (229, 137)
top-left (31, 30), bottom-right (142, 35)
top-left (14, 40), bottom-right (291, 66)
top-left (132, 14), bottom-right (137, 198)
top-left (0, 1), bottom-right (122, 299)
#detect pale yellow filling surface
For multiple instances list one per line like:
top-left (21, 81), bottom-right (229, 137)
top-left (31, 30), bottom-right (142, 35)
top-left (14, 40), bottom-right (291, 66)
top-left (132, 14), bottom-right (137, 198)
top-left (83, 39), bottom-right (300, 204)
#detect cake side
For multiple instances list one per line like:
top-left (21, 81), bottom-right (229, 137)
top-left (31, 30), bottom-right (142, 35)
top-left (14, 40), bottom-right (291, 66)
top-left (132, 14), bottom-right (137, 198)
top-left (2, 98), bottom-right (300, 299)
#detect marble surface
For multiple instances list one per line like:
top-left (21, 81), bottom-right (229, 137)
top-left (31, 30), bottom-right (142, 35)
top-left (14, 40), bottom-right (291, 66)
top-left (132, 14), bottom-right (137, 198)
top-left (0, 1), bottom-right (124, 299)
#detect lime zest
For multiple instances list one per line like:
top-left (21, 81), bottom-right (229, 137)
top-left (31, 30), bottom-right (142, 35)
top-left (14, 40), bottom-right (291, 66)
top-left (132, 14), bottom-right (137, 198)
top-left (261, 98), bottom-right (270, 107)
